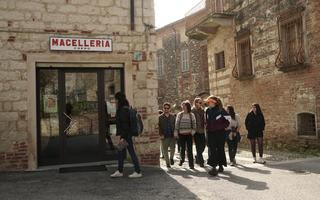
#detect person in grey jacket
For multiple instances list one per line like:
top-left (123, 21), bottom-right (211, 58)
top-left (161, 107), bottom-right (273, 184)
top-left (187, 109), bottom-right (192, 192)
top-left (174, 100), bottom-right (196, 169)
top-left (159, 102), bottom-right (176, 168)
top-left (191, 97), bottom-right (206, 168)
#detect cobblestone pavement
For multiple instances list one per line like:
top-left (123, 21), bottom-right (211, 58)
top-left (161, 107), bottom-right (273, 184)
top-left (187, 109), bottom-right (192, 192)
top-left (1, 147), bottom-right (319, 200)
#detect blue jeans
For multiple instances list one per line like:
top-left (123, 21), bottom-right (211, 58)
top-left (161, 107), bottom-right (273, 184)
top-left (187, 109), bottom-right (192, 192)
top-left (117, 137), bottom-right (141, 173)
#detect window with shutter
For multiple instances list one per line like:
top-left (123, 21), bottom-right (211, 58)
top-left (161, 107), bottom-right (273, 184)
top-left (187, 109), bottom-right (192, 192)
top-left (157, 55), bottom-right (164, 77)
top-left (181, 49), bottom-right (189, 72)
top-left (215, 51), bottom-right (225, 70)
top-left (235, 31), bottom-right (253, 79)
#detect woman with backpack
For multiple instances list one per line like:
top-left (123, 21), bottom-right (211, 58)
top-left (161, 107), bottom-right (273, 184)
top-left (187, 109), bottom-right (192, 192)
top-left (225, 105), bottom-right (241, 166)
top-left (245, 103), bottom-right (266, 164)
top-left (110, 92), bottom-right (142, 178)
top-left (174, 100), bottom-right (196, 169)
top-left (205, 96), bottom-right (229, 176)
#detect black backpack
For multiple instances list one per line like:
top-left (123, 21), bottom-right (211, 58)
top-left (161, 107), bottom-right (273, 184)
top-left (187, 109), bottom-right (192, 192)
top-left (128, 107), bottom-right (144, 136)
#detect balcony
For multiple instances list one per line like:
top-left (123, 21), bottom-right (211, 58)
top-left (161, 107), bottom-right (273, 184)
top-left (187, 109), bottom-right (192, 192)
top-left (185, 0), bottom-right (234, 40)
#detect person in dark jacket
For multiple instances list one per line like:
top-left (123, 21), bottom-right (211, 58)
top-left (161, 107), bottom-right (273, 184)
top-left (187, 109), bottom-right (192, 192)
top-left (110, 92), bottom-right (142, 178)
top-left (245, 103), bottom-right (266, 164)
top-left (191, 97), bottom-right (206, 168)
top-left (205, 95), bottom-right (230, 176)
top-left (159, 102), bottom-right (176, 168)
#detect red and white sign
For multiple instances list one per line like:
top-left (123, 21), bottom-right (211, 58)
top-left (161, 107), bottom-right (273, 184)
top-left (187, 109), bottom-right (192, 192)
top-left (49, 37), bottom-right (112, 52)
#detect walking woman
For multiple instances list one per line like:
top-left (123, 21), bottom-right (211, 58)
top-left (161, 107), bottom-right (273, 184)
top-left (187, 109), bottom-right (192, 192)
top-left (174, 100), bottom-right (196, 169)
top-left (245, 103), bottom-right (266, 164)
top-left (110, 92), bottom-right (142, 178)
top-left (191, 97), bottom-right (206, 167)
top-left (226, 105), bottom-right (241, 166)
top-left (205, 96), bottom-right (229, 176)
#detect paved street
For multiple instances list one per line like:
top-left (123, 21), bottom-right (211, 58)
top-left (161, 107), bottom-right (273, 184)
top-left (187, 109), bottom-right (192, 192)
top-left (1, 150), bottom-right (319, 200)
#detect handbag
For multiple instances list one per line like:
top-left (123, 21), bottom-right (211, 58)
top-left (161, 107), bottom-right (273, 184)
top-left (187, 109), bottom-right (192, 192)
top-left (117, 139), bottom-right (129, 151)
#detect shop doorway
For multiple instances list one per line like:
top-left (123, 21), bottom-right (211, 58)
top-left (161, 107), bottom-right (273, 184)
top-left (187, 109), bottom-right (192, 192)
top-left (36, 65), bottom-right (124, 166)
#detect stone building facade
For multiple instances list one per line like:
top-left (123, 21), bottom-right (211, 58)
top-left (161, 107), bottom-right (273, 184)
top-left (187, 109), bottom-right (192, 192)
top-left (186, 0), bottom-right (320, 150)
top-left (156, 19), bottom-right (209, 111)
top-left (0, 0), bottom-right (159, 170)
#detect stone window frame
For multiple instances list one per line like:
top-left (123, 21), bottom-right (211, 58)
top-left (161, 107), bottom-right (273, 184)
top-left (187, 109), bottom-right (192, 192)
top-left (296, 112), bottom-right (318, 139)
top-left (181, 48), bottom-right (190, 72)
top-left (275, 6), bottom-right (307, 71)
top-left (234, 29), bottom-right (254, 80)
top-left (210, 0), bottom-right (224, 13)
top-left (157, 54), bottom-right (164, 77)
top-left (215, 51), bottom-right (225, 70)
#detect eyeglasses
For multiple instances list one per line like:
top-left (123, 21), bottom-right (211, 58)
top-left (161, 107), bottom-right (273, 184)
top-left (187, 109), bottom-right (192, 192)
top-left (197, 102), bottom-right (202, 104)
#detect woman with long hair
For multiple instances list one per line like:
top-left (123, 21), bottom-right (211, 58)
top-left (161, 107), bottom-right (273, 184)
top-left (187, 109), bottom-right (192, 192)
top-left (245, 103), bottom-right (266, 164)
top-left (110, 92), bottom-right (142, 178)
top-left (226, 105), bottom-right (241, 166)
top-left (174, 100), bottom-right (196, 169)
top-left (205, 96), bottom-right (229, 176)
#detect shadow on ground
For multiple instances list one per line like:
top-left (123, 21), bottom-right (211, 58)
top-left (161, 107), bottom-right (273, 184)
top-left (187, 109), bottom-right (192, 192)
top-left (218, 171), bottom-right (269, 190)
top-left (0, 167), bottom-right (200, 200)
top-left (265, 158), bottom-right (320, 175)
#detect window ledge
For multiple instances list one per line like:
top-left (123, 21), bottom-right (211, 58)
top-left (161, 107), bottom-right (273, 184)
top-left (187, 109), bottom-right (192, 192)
top-left (236, 74), bottom-right (255, 81)
top-left (297, 135), bottom-right (318, 140)
top-left (278, 63), bottom-right (309, 72)
top-left (214, 67), bottom-right (227, 72)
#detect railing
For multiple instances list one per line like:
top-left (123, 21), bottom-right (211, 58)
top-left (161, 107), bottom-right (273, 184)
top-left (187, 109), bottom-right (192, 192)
top-left (185, 0), bottom-right (226, 31)
top-left (185, 0), bottom-right (206, 17)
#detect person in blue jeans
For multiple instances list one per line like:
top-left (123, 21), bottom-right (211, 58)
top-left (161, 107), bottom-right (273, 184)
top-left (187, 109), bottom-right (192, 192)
top-left (110, 92), bottom-right (142, 178)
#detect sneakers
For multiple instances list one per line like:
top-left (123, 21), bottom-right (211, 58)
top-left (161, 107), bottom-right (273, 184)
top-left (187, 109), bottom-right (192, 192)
top-left (257, 157), bottom-right (266, 164)
top-left (128, 171), bottom-right (142, 178)
top-left (253, 157), bottom-right (257, 163)
top-left (218, 165), bottom-right (224, 172)
top-left (110, 170), bottom-right (123, 178)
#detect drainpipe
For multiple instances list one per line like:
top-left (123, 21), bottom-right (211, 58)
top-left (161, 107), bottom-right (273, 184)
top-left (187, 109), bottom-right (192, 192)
top-left (130, 0), bottom-right (135, 31)
top-left (171, 27), bottom-right (179, 106)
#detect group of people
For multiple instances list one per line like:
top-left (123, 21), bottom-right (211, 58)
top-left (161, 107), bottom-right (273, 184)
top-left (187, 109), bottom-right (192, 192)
top-left (109, 92), bottom-right (266, 178)
top-left (159, 95), bottom-right (266, 176)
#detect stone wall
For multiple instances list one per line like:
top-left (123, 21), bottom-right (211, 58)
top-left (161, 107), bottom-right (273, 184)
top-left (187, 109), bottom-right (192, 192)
top-left (207, 0), bottom-right (320, 150)
top-left (156, 21), bottom-right (209, 111)
top-left (0, 0), bottom-right (158, 170)
top-left (207, 26), bottom-right (234, 104)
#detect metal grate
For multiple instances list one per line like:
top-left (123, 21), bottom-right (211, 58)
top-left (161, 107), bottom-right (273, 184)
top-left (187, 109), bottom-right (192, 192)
top-left (281, 17), bottom-right (303, 66)
top-left (297, 113), bottom-right (316, 136)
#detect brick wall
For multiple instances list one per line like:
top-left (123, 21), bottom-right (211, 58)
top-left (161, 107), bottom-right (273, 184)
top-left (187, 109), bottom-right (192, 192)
top-left (0, 141), bottom-right (28, 170)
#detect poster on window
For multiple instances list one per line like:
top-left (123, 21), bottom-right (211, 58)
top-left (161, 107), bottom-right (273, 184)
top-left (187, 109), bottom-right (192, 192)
top-left (44, 95), bottom-right (58, 113)
top-left (106, 100), bottom-right (117, 118)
